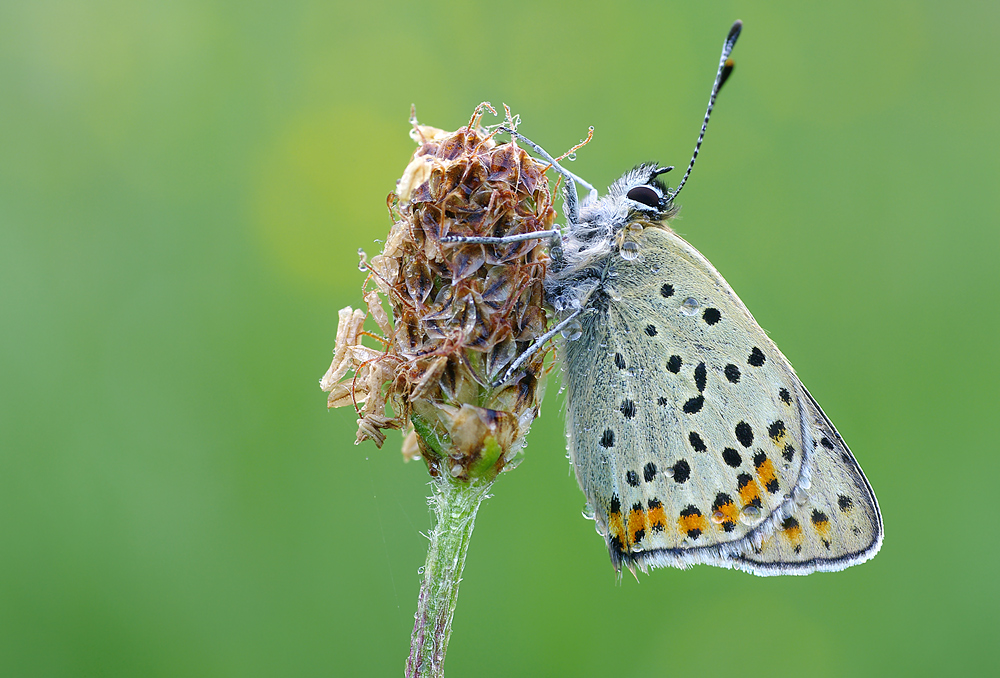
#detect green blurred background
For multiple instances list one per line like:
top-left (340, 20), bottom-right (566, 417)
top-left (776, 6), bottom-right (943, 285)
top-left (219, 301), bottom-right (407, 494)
top-left (2, 1), bottom-right (997, 676)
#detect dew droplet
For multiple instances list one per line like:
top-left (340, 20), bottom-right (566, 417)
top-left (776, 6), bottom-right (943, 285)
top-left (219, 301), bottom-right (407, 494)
top-left (663, 466), bottom-right (675, 478)
top-left (711, 511), bottom-right (726, 524)
top-left (417, 566), bottom-right (425, 574)
top-left (581, 503), bottom-right (595, 520)
top-left (607, 287), bottom-right (623, 302)
top-left (739, 505), bottom-right (763, 526)
top-left (628, 222), bottom-right (644, 235)
top-left (680, 297), bottom-right (700, 316)
top-left (799, 476), bottom-right (812, 490)
top-left (450, 464), bottom-right (463, 477)
top-left (620, 241), bottom-right (640, 261)
top-left (561, 319), bottom-right (583, 341)
top-left (650, 264), bottom-right (661, 273)
top-left (566, 152), bottom-right (577, 161)
top-left (594, 520), bottom-right (608, 537)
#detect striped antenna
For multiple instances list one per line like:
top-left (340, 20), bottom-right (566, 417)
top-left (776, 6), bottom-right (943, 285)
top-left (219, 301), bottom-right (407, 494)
top-left (670, 20), bottom-right (742, 202)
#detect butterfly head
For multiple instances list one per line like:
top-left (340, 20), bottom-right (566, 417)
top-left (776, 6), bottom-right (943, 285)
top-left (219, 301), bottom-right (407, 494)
top-left (583, 163), bottom-right (679, 230)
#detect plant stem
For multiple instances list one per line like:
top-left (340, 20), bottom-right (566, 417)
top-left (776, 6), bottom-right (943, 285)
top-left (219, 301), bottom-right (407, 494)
top-left (406, 475), bottom-right (492, 677)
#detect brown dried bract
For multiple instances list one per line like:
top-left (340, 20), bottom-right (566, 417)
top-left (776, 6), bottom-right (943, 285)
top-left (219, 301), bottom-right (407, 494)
top-left (321, 104), bottom-right (555, 480)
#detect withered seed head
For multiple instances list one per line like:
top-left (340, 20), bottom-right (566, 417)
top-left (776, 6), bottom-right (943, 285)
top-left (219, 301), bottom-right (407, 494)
top-left (321, 104), bottom-right (555, 481)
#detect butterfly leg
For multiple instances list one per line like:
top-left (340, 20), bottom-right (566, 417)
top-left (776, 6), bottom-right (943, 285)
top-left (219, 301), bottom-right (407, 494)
top-left (492, 308), bottom-right (583, 387)
top-left (497, 127), bottom-right (599, 225)
top-left (440, 229), bottom-right (562, 245)
top-left (442, 127), bottom-right (598, 246)
top-left (499, 127), bottom-right (598, 197)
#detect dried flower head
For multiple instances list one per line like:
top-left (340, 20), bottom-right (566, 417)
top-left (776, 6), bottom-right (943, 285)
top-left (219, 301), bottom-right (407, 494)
top-left (321, 103), bottom-right (555, 481)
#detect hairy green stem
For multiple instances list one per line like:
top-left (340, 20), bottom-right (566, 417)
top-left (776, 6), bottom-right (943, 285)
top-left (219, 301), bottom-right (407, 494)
top-left (405, 475), bottom-right (492, 677)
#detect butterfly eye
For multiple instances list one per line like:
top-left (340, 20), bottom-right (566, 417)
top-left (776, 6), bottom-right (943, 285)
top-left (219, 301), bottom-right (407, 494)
top-left (626, 185), bottom-right (661, 208)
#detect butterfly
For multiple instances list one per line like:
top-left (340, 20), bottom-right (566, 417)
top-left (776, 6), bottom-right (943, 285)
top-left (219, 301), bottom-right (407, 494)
top-left (446, 21), bottom-right (882, 575)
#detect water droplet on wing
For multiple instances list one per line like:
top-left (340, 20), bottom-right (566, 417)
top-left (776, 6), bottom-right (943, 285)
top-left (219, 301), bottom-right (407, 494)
top-left (561, 319), bottom-right (583, 341)
top-left (739, 505), bottom-right (763, 526)
top-left (620, 241), bottom-right (640, 260)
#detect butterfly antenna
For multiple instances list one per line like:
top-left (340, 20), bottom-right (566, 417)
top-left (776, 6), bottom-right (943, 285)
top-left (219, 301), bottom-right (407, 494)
top-left (670, 20), bottom-right (742, 203)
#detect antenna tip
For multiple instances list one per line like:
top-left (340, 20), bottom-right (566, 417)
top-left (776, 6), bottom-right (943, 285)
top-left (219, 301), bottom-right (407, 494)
top-left (728, 21), bottom-right (743, 45)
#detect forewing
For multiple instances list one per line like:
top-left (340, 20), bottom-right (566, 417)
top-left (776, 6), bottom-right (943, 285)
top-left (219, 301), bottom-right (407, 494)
top-left (563, 226), bottom-right (881, 574)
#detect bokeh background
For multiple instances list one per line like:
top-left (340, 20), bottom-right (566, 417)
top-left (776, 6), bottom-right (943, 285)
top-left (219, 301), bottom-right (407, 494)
top-left (2, 1), bottom-right (998, 676)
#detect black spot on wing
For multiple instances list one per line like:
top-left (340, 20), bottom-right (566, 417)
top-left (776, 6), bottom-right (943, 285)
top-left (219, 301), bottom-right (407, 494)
top-left (683, 396), bottom-right (704, 414)
top-left (643, 462), bottom-right (657, 482)
top-left (600, 429), bottom-right (615, 448)
top-left (660, 283), bottom-right (674, 298)
top-left (688, 431), bottom-right (707, 452)
top-left (702, 308), bottom-right (721, 325)
top-left (748, 347), bottom-right (765, 367)
top-left (735, 421), bottom-right (754, 448)
top-left (768, 420), bottom-right (786, 441)
top-left (620, 399), bottom-right (636, 419)
top-left (672, 459), bottom-right (691, 483)
top-left (722, 448), bottom-right (741, 467)
top-left (724, 364), bottom-right (741, 383)
top-left (694, 362), bottom-right (706, 392)
top-left (667, 355), bottom-right (682, 373)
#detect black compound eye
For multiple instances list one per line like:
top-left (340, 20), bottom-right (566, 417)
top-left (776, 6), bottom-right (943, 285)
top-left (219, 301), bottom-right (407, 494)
top-left (626, 185), bottom-right (661, 208)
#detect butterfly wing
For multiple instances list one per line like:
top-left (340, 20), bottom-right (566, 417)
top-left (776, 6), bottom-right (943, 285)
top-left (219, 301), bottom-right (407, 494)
top-left (562, 225), bottom-right (882, 574)
top-left (732, 388), bottom-right (883, 575)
